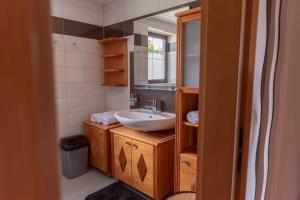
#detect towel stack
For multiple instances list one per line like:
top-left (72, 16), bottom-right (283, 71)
top-left (186, 110), bottom-right (199, 124)
top-left (90, 111), bottom-right (118, 125)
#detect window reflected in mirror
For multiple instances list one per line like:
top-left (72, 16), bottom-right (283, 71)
top-left (133, 7), bottom-right (189, 87)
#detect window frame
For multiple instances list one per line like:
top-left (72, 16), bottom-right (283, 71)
top-left (147, 32), bottom-right (168, 84)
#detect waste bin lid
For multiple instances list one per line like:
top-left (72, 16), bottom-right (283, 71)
top-left (60, 135), bottom-right (89, 151)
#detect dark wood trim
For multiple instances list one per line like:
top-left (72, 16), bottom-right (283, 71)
top-left (196, 0), bottom-right (246, 199)
top-left (238, 0), bottom-right (259, 199)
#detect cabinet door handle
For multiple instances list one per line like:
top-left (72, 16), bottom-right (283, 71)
top-left (132, 144), bottom-right (138, 149)
top-left (125, 141), bottom-right (131, 146)
top-left (181, 160), bottom-right (190, 166)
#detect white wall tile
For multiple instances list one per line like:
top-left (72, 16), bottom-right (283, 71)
top-left (57, 114), bottom-right (68, 129)
top-left (55, 83), bottom-right (67, 99)
top-left (53, 50), bottom-right (65, 66)
top-left (64, 36), bottom-right (82, 52)
top-left (65, 52), bottom-right (101, 67)
top-left (67, 97), bottom-right (88, 113)
top-left (56, 99), bottom-right (68, 114)
top-left (66, 68), bottom-right (83, 82)
top-left (82, 68), bottom-right (103, 82)
top-left (85, 83), bottom-right (106, 96)
top-left (68, 111), bottom-right (91, 127)
top-left (81, 38), bottom-right (102, 54)
top-left (62, 2), bottom-right (103, 26)
top-left (86, 96), bottom-right (106, 110)
top-left (50, 0), bottom-right (63, 17)
top-left (66, 83), bottom-right (87, 98)
top-left (54, 67), bottom-right (66, 82)
top-left (52, 34), bottom-right (65, 51)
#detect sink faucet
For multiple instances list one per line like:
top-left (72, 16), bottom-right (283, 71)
top-left (145, 99), bottom-right (161, 114)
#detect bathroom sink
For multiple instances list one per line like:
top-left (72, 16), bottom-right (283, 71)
top-left (115, 109), bottom-right (176, 132)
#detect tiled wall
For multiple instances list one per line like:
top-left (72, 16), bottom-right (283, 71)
top-left (103, 0), bottom-right (198, 26)
top-left (52, 33), bottom-right (106, 138)
top-left (50, 0), bottom-right (106, 139)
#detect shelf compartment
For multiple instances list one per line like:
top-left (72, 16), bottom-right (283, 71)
top-left (183, 121), bottom-right (198, 128)
top-left (102, 83), bottom-right (126, 86)
top-left (102, 53), bottom-right (124, 58)
top-left (100, 37), bottom-right (128, 86)
top-left (178, 87), bottom-right (199, 94)
top-left (104, 69), bottom-right (125, 73)
top-left (181, 146), bottom-right (197, 156)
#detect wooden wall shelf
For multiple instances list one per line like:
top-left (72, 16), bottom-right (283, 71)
top-left (183, 121), bottom-right (199, 128)
top-left (178, 87), bottom-right (199, 94)
top-left (99, 37), bottom-right (127, 44)
top-left (104, 69), bottom-right (125, 73)
top-left (99, 37), bottom-right (128, 86)
top-left (102, 53), bottom-right (125, 58)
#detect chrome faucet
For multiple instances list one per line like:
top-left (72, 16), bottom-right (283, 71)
top-left (145, 99), bottom-right (161, 114)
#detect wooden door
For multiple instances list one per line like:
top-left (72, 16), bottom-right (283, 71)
top-left (131, 140), bottom-right (154, 197)
top-left (85, 126), bottom-right (106, 171)
top-left (0, 0), bottom-right (60, 199)
top-left (113, 134), bottom-right (132, 185)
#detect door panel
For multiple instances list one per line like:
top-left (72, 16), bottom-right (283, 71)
top-left (131, 140), bottom-right (154, 197)
top-left (180, 154), bottom-right (197, 192)
top-left (114, 134), bottom-right (132, 185)
top-left (85, 126), bottom-right (106, 171)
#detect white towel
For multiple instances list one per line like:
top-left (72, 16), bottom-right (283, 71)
top-left (90, 111), bottom-right (118, 125)
top-left (186, 110), bottom-right (199, 124)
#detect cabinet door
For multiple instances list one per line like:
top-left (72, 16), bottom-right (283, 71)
top-left (113, 134), bottom-right (132, 185)
top-left (180, 154), bottom-right (197, 192)
top-left (85, 126), bottom-right (106, 171)
top-left (131, 140), bottom-right (154, 197)
top-left (182, 19), bottom-right (201, 88)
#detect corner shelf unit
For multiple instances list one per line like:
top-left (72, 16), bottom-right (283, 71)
top-left (99, 37), bottom-right (128, 86)
top-left (174, 7), bottom-right (201, 193)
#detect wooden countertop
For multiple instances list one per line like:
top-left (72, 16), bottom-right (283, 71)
top-left (83, 120), bottom-right (122, 130)
top-left (110, 126), bottom-right (175, 146)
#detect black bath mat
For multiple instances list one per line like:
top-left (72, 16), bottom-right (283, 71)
top-left (85, 182), bottom-right (150, 200)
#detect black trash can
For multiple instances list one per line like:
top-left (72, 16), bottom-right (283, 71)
top-left (60, 135), bottom-right (89, 179)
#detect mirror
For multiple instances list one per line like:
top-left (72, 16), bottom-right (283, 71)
top-left (133, 7), bottom-right (189, 88)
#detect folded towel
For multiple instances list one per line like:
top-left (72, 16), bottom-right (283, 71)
top-left (186, 111), bottom-right (199, 124)
top-left (90, 111), bottom-right (118, 125)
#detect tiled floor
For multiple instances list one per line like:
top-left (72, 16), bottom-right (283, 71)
top-left (61, 169), bottom-right (116, 200)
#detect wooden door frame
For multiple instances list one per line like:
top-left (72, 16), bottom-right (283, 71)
top-left (0, 0), bottom-right (60, 200)
top-left (196, 0), bottom-right (260, 199)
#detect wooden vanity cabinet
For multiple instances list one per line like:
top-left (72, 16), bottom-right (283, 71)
top-left (83, 121), bottom-right (121, 175)
top-left (110, 126), bottom-right (175, 200)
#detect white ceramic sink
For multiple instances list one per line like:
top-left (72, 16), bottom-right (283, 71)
top-left (115, 109), bottom-right (176, 132)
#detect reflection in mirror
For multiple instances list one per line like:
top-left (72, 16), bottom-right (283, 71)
top-left (133, 7), bottom-right (189, 87)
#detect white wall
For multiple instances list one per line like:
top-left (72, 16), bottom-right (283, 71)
top-left (103, 0), bottom-right (197, 26)
top-left (50, 0), bottom-right (103, 26)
